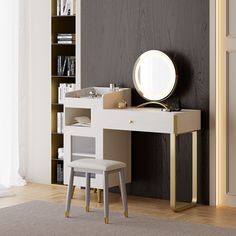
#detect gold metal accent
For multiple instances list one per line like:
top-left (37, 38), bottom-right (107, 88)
top-left (118, 100), bottom-right (128, 109)
top-left (137, 101), bottom-right (170, 111)
top-left (124, 210), bottom-right (128, 218)
top-left (104, 217), bottom-right (109, 224)
top-left (173, 115), bottom-right (177, 134)
top-left (97, 189), bottom-right (102, 203)
top-left (64, 211), bottom-right (69, 218)
top-left (72, 186), bottom-right (76, 199)
top-left (170, 131), bottom-right (198, 212)
top-left (85, 206), bottom-right (90, 212)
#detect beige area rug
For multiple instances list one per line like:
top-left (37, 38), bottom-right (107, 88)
top-left (0, 201), bottom-right (235, 236)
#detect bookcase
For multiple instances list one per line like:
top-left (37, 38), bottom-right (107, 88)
top-left (51, 0), bottom-right (79, 184)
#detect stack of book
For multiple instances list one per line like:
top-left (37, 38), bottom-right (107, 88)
top-left (57, 33), bottom-right (75, 44)
top-left (58, 83), bottom-right (75, 104)
top-left (57, 0), bottom-right (76, 16)
top-left (57, 56), bottom-right (76, 76)
top-left (57, 163), bottom-right (63, 184)
top-left (57, 112), bottom-right (64, 134)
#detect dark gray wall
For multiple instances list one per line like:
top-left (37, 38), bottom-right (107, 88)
top-left (81, 0), bottom-right (209, 204)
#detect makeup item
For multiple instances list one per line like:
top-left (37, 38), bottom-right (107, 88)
top-left (118, 100), bottom-right (127, 109)
top-left (89, 90), bottom-right (97, 98)
top-left (110, 83), bottom-right (116, 91)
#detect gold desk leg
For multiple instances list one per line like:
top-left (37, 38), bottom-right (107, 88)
top-left (170, 131), bottom-right (198, 212)
top-left (72, 186), bottom-right (76, 199)
top-left (97, 189), bottom-right (102, 203)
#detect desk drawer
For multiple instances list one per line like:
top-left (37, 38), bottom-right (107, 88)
top-left (100, 109), bottom-right (174, 133)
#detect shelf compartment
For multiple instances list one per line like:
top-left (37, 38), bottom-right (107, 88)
top-left (51, 156), bottom-right (64, 184)
top-left (51, 106), bottom-right (64, 133)
top-left (51, 17), bottom-right (75, 43)
top-left (65, 108), bottom-right (91, 126)
top-left (51, 47), bottom-right (75, 75)
top-left (51, 134), bottom-right (63, 159)
top-left (51, 79), bottom-right (75, 104)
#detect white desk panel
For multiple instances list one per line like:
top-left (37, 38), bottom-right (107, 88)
top-left (99, 108), bottom-right (200, 134)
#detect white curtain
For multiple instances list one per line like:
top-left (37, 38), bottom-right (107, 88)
top-left (0, 0), bottom-right (27, 188)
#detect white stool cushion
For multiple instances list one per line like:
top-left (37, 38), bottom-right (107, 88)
top-left (68, 158), bottom-right (126, 172)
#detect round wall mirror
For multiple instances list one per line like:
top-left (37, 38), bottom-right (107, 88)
top-left (133, 50), bottom-right (177, 109)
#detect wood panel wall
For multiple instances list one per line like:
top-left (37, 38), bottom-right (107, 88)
top-left (81, 0), bottom-right (209, 204)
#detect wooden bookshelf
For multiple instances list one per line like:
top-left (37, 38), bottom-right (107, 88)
top-left (51, 0), bottom-right (76, 185)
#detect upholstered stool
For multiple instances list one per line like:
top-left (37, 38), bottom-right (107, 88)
top-left (65, 158), bottom-right (128, 224)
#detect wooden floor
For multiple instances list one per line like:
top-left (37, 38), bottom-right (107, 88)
top-left (1, 183), bottom-right (236, 229)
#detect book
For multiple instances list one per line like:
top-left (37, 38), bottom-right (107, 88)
top-left (57, 112), bottom-right (63, 133)
top-left (57, 163), bottom-right (63, 184)
top-left (57, 56), bottom-right (62, 75)
top-left (60, 0), bottom-right (67, 15)
top-left (57, 0), bottom-right (60, 16)
top-left (57, 0), bottom-right (76, 16)
top-left (57, 33), bottom-right (74, 36)
top-left (57, 56), bottom-right (76, 76)
top-left (57, 36), bottom-right (75, 40)
top-left (57, 41), bottom-right (74, 44)
top-left (57, 34), bottom-right (75, 43)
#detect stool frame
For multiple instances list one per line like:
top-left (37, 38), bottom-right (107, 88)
top-left (65, 166), bottom-right (128, 224)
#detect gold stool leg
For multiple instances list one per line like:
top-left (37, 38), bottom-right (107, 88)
top-left (65, 211), bottom-right (69, 218)
top-left (170, 131), bottom-right (197, 212)
top-left (104, 217), bottom-right (109, 224)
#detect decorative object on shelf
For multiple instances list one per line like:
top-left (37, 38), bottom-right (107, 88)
top-left (109, 83), bottom-right (116, 91)
top-left (58, 83), bottom-right (75, 104)
top-left (57, 56), bottom-right (76, 76)
top-left (133, 50), bottom-right (178, 112)
top-left (89, 90), bottom-right (98, 98)
top-left (118, 100), bottom-right (128, 109)
top-left (58, 148), bottom-right (64, 160)
top-left (73, 116), bottom-right (91, 127)
top-left (57, 0), bottom-right (76, 16)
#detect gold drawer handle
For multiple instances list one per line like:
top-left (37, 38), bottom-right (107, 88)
top-left (129, 120), bottom-right (134, 124)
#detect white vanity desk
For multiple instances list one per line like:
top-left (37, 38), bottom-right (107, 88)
top-left (64, 87), bottom-right (201, 212)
